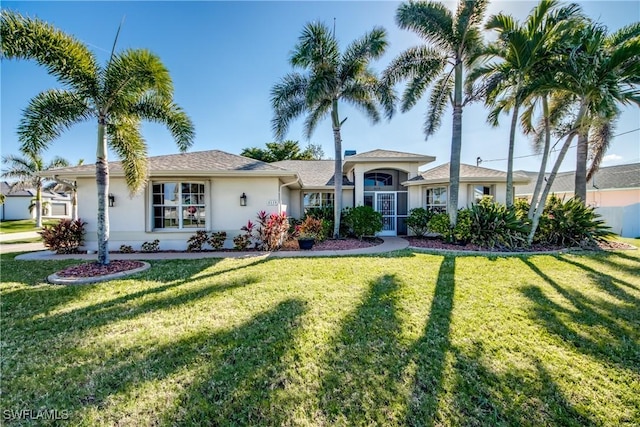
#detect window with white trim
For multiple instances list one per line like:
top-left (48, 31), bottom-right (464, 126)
top-left (303, 192), bottom-right (334, 209)
top-left (472, 185), bottom-right (494, 203)
top-left (426, 187), bottom-right (447, 213)
top-left (152, 182), bottom-right (205, 229)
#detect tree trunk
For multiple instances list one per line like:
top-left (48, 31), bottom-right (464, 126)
top-left (35, 183), bottom-right (43, 228)
top-left (331, 100), bottom-right (343, 239)
top-left (72, 185), bottom-right (78, 220)
top-left (505, 101), bottom-right (520, 207)
top-left (528, 95), bottom-right (551, 220)
top-left (574, 127), bottom-right (589, 202)
top-left (448, 61), bottom-right (464, 226)
top-left (96, 118), bottom-right (110, 265)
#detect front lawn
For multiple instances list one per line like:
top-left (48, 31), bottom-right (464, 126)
top-left (1, 245), bottom-right (638, 426)
top-left (0, 219), bottom-right (59, 234)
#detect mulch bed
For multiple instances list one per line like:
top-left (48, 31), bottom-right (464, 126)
top-left (281, 237), bottom-right (383, 251)
top-left (405, 236), bottom-right (637, 252)
top-left (56, 260), bottom-right (146, 278)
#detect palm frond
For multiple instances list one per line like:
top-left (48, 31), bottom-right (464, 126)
top-left (17, 89), bottom-right (92, 155)
top-left (0, 10), bottom-right (99, 98)
top-left (586, 119), bottom-right (614, 181)
top-left (103, 48), bottom-right (174, 112)
top-left (424, 74), bottom-right (453, 137)
top-left (342, 79), bottom-right (381, 125)
top-left (46, 156), bottom-right (71, 170)
top-left (272, 98), bottom-right (307, 141)
top-left (339, 26), bottom-right (387, 81)
top-left (454, 0), bottom-right (489, 60)
top-left (290, 22), bottom-right (340, 70)
top-left (107, 117), bottom-right (148, 194)
top-left (130, 95), bottom-right (195, 153)
top-left (270, 73), bottom-right (309, 111)
top-left (303, 99), bottom-right (332, 140)
top-left (396, 1), bottom-right (454, 51)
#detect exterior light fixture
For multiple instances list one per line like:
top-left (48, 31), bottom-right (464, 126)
top-left (108, 193), bottom-right (115, 207)
top-left (240, 192), bottom-right (247, 206)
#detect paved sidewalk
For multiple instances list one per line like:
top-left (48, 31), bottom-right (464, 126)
top-left (14, 237), bottom-right (410, 261)
top-left (0, 231), bottom-right (40, 243)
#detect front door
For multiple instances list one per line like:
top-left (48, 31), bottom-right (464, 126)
top-left (376, 192), bottom-right (396, 236)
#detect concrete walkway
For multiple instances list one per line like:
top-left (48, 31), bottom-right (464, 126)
top-left (14, 237), bottom-right (410, 261)
top-left (0, 231), bottom-right (40, 243)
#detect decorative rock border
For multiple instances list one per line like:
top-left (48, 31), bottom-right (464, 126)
top-left (47, 262), bottom-right (151, 285)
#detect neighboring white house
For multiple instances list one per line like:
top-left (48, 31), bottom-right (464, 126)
top-left (516, 163), bottom-right (640, 237)
top-left (0, 181), bottom-right (72, 221)
top-left (46, 149), bottom-right (529, 250)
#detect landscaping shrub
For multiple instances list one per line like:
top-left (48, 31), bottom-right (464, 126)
top-left (39, 218), bottom-right (86, 254)
top-left (187, 230), bottom-right (210, 252)
top-left (141, 239), bottom-right (160, 252)
top-left (304, 206), bottom-right (348, 238)
top-left (538, 195), bottom-right (614, 247)
top-left (254, 211), bottom-right (289, 251)
top-left (467, 199), bottom-right (529, 249)
top-left (406, 208), bottom-right (433, 237)
top-left (119, 244), bottom-right (133, 253)
top-left (208, 231), bottom-right (227, 250)
top-left (452, 209), bottom-right (472, 244)
top-left (343, 206), bottom-right (383, 240)
top-left (297, 216), bottom-right (324, 240)
top-left (233, 221), bottom-right (255, 250)
top-left (427, 213), bottom-right (452, 240)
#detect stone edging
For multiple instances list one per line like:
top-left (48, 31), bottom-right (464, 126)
top-left (47, 262), bottom-right (151, 285)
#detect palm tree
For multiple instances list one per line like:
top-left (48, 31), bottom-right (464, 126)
top-left (557, 21), bottom-right (640, 202)
top-left (383, 0), bottom-right (488, 225)
top-left (1, 152), bottom-right (69, 227)
top-left (271, 22), bottom-right (393, 238)
top-left (470, 0), bottom-right (581, 206)
top-left (1, 11), bottom-right (195, 264)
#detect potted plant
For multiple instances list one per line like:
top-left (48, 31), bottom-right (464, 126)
top-left (296, 217), bottom-right (323, 250)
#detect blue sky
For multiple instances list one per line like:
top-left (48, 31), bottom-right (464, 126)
top-left (2, 1), bottom-right (639, 174)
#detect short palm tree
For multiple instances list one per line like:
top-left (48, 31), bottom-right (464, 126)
top-left (469, 0), bottom-right (581, 206)
top-left (1, 11), bottom-right (195, 264)
top-left (384, 0), bottom-right (488, 225)
top-left (1, 152), bottom-right (69, 227)
top-left (271, 22), bottom-right (393, 238)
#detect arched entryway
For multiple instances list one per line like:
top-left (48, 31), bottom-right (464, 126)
top-left (362, 169), bottom-right (408, 236)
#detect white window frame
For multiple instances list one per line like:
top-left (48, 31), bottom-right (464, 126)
top-left (426, 186), bottom-right (448, 213)
top-left (303, 192), bottom-right (334, 210)
top-left (151, 181), bottom-right (207, 230)
top-left (471, 184), bottom-right (495, 204)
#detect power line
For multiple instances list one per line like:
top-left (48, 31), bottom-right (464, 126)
top-left (478, 127), bottom-right (640, 164)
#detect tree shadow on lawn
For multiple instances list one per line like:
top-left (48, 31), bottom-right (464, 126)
top-left (66, 299), bottom-right (307, 425)
top-left (521, 258), bottom-right (639, 374)
top-left (448, 342), bottom-right (592, 426)
top-left (570, 251), bottom-right (640, 287)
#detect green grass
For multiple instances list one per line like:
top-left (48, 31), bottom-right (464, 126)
top-left (0, 219), bottom-right (59, 234)
top-left (1, 243), bottom-right (639, 426)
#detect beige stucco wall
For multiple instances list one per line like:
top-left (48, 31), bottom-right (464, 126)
top-left (351, 162), bottom-right (421, 207)
top-left (76, 176), bottom-right (287, 251)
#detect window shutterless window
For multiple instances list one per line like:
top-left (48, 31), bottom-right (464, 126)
top-left (303, 192), bottom-right (334, 209)
top-left (473, 185), bottom-right (494, 203)
top-left (426, 187), bottom-right (447, 213)
top-left (152, 182), bottom-right (205, 229)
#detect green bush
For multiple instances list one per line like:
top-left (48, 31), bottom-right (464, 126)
top-left (427, 213), bottom-right (452, 240)
top-left (467, 199), bottom-right (529, 249)
top-left (343, 206), bottom-right (383, 240)
top-left (119, 244), bottom-right (133, 253)
top-left (39, 218), bottom-right (86, 254)
top-left (304, 206), bottom-right (348, 238)
top-left (452, 209), bottom-right (472, 244)
top-left (538, 195), bottom-right (614, 246)
top-left (406, 208), bottom-right (433, 237)
top-left (141, 239), bottom-right (160, 252)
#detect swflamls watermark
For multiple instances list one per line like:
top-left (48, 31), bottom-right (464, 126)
top-left (2, 409), bottom-right (71, 421)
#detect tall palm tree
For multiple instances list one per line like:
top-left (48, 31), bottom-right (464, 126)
top-left (469, 0), bottom-right (581, 206)
top-left (1, 152), bottom-right (69, 227)
top-left (384, 0), bottom-right (488, 225)
top-left (1, 11), bottom-right (195, 264)
top-left (557, 21), bottom-right (640, 201)
top-left (271, 22), bottom-right (393, 238)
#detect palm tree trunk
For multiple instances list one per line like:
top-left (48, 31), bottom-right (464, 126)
top-left (574, 127), bottom-right (589, 202)
top-left (35, 183), bottom-right (43, 228)
top-left (331, 100), bottom-right (343, 239)
top-left (505, 101), bottom-right (520, 207)
top-left (527, 102), bottom-right (587, 244)
top-left (528, 95), bottom-right (551, 219)
top-left (96, 117), bottom-right (110, 265)
top-left (72, 185), bottom-right (78, 220)
top-left (448, 61), bottom-right (464, 226)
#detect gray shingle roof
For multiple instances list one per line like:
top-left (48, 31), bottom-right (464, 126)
top-left (346, 149), bottom-right (429, 159)
top-left (1, 181), bottom-right (34, 196)
top-left (47, 150), bottom-right (290, 176)
top-left (407, 163), bottom-right (530, 184)
top-left (271, 160), bottom-right (353, 187)
top-left (515, 162), bottom-right (640, 195)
